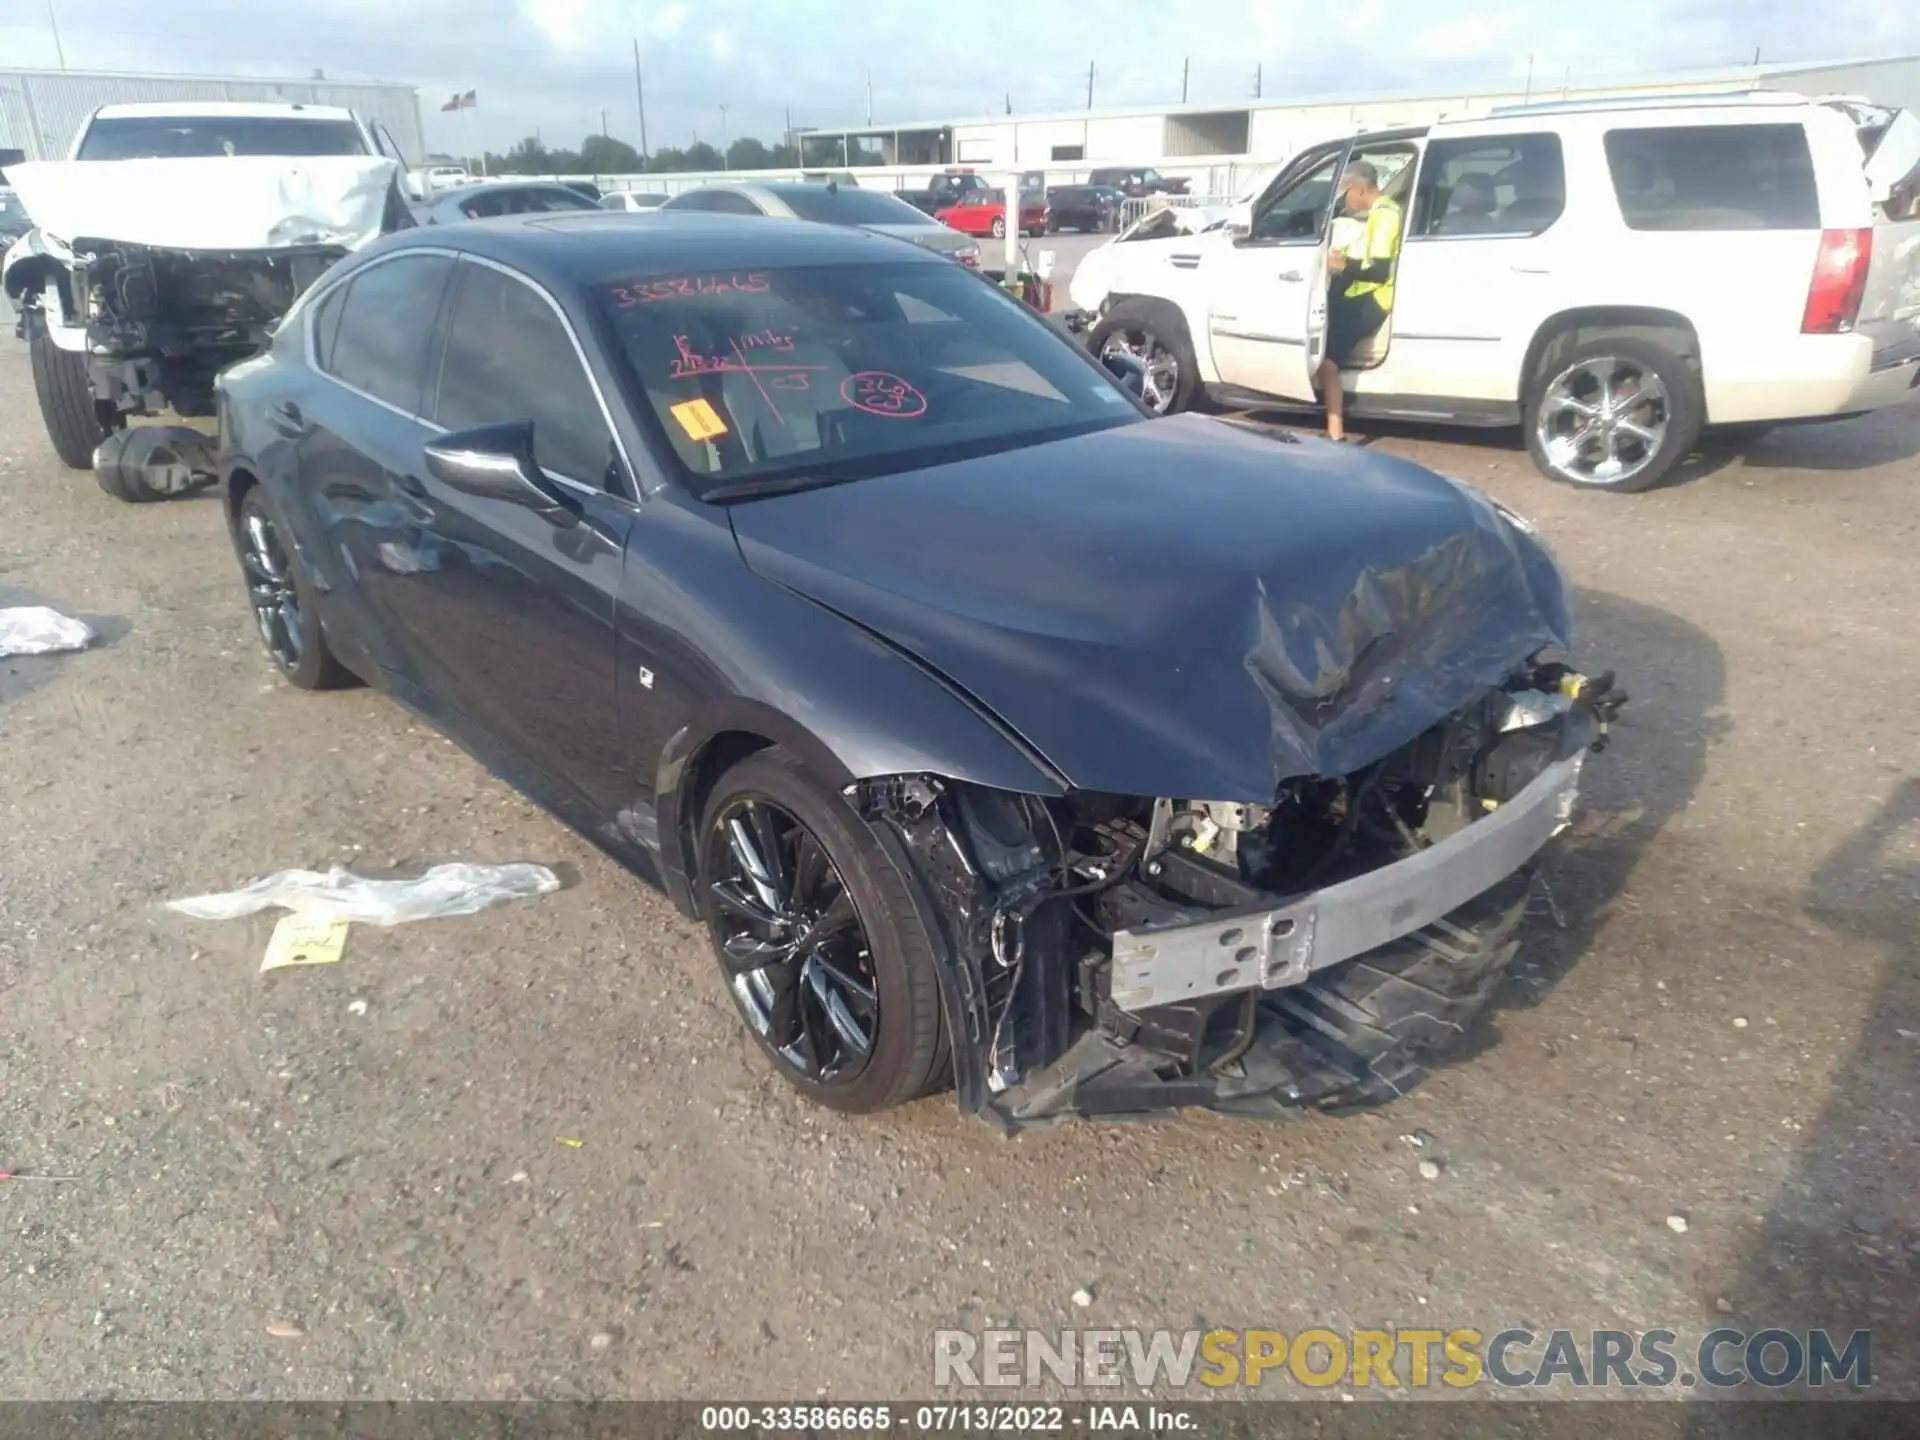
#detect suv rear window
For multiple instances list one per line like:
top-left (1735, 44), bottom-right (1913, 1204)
top-left (1604, 124), bottom-right (1819, 231)
top-left (77, 115), bottom-right (368, 161)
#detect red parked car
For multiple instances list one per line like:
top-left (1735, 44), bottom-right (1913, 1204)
top-left (934, 188), bottom-right (1049, 239)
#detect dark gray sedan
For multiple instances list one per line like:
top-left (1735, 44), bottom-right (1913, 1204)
top-left (660, 180), bottom-right (981, 265)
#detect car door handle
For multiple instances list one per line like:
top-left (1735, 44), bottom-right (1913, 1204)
top-left (1277, 270), bottom-right (1305, 283)
top-left (265, 400), bottom-right (304, 437)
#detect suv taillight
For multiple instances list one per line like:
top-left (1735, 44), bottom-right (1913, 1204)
top-left (1802, 228), bottom-right (1872, 334)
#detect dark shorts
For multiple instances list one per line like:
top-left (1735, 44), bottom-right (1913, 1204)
top-left (1326, 289), bottom-right (1388, 366)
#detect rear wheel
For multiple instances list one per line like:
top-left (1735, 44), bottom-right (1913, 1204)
top-left (235, 486), bottom-right (354, 690)
top-left (1088, 301), bottom-right (1199, 414)
top-left (697, 747), bottom-right (948, 1113)
top-left (28, 321), bottom-right (110, 470)
top-left (989, 215), bottom-right (1006, 239)
top-left (1525, 333), bottom-right (1702, 493)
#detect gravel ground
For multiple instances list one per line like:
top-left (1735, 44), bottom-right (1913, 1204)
top-left (0, 312), bottom-right (1916, 1406)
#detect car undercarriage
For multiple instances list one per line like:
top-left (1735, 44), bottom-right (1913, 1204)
top-left (848, 662), bottom-right (1623, 1130)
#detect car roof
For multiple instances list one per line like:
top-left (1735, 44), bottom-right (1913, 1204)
top-left (377, 211), bottom-right (945, 285)
top-left (90, 101), bottom-right (358, 122)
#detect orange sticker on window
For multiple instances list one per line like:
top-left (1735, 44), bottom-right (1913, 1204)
top-left (670, 396), bottom-right (729, 442)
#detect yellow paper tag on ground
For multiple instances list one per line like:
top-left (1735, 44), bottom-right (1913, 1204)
top-left (261, 914), bottom-right (350, 972)
top-left (670, 397), bottom-right (729, 441)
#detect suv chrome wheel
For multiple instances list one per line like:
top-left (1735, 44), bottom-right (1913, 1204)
top-left (705, 797), bottom-right (880, 1085)
top-left (1099, 329), bottom-right (1180, 414)
top-left (1534, 356), bottom-right (1670, 488)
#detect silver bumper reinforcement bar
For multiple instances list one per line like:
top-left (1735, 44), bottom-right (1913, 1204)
top-left (1108, 754), bottom-right (1585, 1013)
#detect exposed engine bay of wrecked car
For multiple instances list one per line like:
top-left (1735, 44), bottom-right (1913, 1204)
top-left (3, 156), bottom-right (400, 420)
top-left (839, 663), bottom-right (1621, 1130)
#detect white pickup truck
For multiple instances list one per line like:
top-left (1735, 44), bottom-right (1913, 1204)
top-left (3, 101), bottom-right (414, 495)
top-left (1078, 92), bottom-right (1920, 492)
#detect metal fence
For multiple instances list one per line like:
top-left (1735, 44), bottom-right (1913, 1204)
top-left (1115, 193), bottom-right (1242, 229)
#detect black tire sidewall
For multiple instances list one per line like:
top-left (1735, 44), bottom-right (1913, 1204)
top-left (696, 748), bottom-right (946, 1114)
top-left (27, 323), bottom-right (108, 471)
top-left (989, 216), bottom-right (1005, 238)
top-left (1525, 333), bottom-right (1703, 494)
top-left (237, 487), bottom-right (342, 690)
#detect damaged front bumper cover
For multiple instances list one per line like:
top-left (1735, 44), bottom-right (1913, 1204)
top-left (1109, 752), bottom-right (1584, 1012)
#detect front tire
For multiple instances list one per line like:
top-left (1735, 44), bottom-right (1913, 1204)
top-left (1525, 332), bottom-right (1702, 493)
top-left (989, 216), bottom-right (1006, 239)
top-left (1088, 300), bottom-right (1199, 414)
top-left (697, 747), bottom-right (948, 1113)
top-left (28, 322), bottom-right (110, 470)
top-left (235, 486), bottom-right (354, 690)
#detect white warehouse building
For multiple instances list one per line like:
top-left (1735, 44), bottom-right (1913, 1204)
top-left (795, 54), bottom-right (1920, 194)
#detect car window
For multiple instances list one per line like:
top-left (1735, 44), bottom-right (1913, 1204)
top-left (1251, 154), bottom-right (1340, 241)
top-left (1604, 124), bottom-right (1819, 230)
top-left (369, 121), bottom-right (407, 165)
top-left (325, 254), bottom-right (452, 412)
top-left (779, 187), bottom-right (929, 224)
top-left (1412, 133), bottom-right (1565, 237)
top-left (704, 191), bottom-right (763, 215)
top-left (76, 116), bottom-right (368, 160)
top-left (311, 284), bottom-right (348, 370)
top-left (595, 260), bottom-right (1138, 495)
top-left (433, 262), bottom-right (616, 487)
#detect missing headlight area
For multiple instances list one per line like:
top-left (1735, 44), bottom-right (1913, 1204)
top-left (854, 662), bottom-right (1625, 1130)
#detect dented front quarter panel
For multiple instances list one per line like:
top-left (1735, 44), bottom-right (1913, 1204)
top-left (729, 413), bottom-right (1574, 803)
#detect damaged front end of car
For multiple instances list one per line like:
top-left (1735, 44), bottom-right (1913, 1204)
top-left (851, 664), bottom-right (1624, 1131)
top-left (63, 240), bottom-right (345, 421)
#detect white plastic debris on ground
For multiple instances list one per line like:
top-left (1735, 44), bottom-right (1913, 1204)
top-left (4, 156), bottom-right (399, 251)
top-left (0, 605), bottom-right (95, 657)
top-left (168, 862), bottom-right (561, 926)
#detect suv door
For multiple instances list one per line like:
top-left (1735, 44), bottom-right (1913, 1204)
top-left (1385, 130), bottom-right (1570, 406)
top-left (1199, 140), bottom-right (1350, 399)
top-left (407, 257), bottom-right (636, 809)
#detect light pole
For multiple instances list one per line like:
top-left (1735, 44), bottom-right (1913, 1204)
top-left (719, 104), bottom-right (729, 168)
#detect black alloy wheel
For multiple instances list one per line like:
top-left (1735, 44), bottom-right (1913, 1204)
top-left (695, 746), bottom-right (949, 1112)
top-left (235, 486), bottom-right (353, 689)
top-left (705, 796), bottom-right (881, 1085)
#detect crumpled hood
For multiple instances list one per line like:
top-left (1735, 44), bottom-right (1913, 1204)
top-left (730, 414), bottom-right (1573, 801)
top-left (3, 156), bottom-right (397, 251)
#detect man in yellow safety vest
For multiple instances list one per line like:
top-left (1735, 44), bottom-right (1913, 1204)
top-left (1317, 160), bottom-right (1402, 441)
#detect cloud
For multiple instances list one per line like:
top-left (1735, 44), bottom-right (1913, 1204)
top-left (5, 0), bottom-right (1913, 158)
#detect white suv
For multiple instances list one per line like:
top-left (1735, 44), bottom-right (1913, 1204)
top-left (1080, 93), bottom-right (1920, 492)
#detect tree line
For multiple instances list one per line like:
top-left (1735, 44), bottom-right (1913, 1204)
top-left (470, 133), bottom-right (885, 177)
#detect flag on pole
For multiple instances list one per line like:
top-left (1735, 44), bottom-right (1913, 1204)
top-left (440, 90), bottom-right (477, 112)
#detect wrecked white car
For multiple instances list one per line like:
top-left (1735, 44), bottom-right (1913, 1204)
top-left (2, 102), bottom-right (413, 499)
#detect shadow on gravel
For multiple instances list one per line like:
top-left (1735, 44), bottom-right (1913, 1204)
top-left (0, 584), bottom-right (131, 708)
top-left (1680, 780), bottom-right (1920, 1425)
top-left (1452, 587), bottom-right (1727, 1065)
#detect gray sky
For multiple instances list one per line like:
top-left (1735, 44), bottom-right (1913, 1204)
top-left (4, 0), bottom-right (1918, 154)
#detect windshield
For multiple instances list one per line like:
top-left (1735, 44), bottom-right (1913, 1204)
top-left (596, 261), bottom-right (1139, 498)
top-left (779, 187), bottom-right (930, 225)
top-left (77, 115), bottom-right (368, 160)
